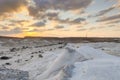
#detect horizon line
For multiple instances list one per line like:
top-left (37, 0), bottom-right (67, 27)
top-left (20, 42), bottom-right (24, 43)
top-left (0, 36), bottom-right (120, 39)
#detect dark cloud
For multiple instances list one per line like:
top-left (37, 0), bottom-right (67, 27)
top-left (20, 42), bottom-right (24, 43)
top-left (53, 18), bottom-right (70, 23)
top-left (10, 20), bottom-right (29, 23)
top-left (55, 25), bottom-right (64, 29)
top-left (31, 21), bottom-right (45, 27)
top-left (28, 6), bottom-right (41, 17)
top-left (28, 7), bottom-right (47, 20)
top-left (52, 0), bottom-right (93, 10)
top-left (46, 12), bottom-right (59, 20)
top-left (28, 0), bottom-right (93, 17)
top-left (95, 7), bottom-right (115, 17)
top-left (54, 17), bottom-right (86, 25)
top-left (47, 29), bottom-right (55, 31)
top-left (46, 12), bottom-right (59, 17)
top-left (0, 27), bottom-right (22, 35)
top-left (71, 18), bottom-right (86, 24)
top-left (77, 27), bottom-right (97, 31)
top-left (0, 0), bottom-right (28, 18)
top-left (97, 14), bottom-right (120, 22)
top-left (8, 24), bottom-right (16, 26)
top-left (76, 26), bottom-right (84, 28)
top-left (9, 20), bottom-right (29, 26)
top-left (88, 6), bottom-right (115, 18)
top-left (106, 20), bottom-right (120, 24)
top-left (47, 14), bottom-right (86, 25)
top-left (96, 7), bottom-right (115, 16)
top-left (34, 0), bottom-right (92, 10)
top-left (2, 26), bottom-right (9, 30)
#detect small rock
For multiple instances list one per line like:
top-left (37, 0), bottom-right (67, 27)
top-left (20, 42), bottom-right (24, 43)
top-left (38, 54), bottom-right (43, 58)
top-left (5, 63), bottom-right (11, 65)
top-left (0, 56), bottom-right (11, 60)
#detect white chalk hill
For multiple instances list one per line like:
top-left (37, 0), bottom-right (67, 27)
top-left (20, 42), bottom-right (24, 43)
top-left (35, 45), bottom-right (120, 80)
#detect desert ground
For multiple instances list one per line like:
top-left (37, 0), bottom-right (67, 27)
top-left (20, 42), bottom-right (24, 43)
top-left (0, 37), bottom-right (120, 80)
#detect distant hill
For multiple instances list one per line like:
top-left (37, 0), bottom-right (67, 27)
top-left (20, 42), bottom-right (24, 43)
top-left (0, 36), bottom-right (120, 43)
top-left (0, 36), bottom-right (21, 39)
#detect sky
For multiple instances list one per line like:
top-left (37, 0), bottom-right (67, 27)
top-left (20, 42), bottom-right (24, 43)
top-left (0, 0), bottom-right (120, 38)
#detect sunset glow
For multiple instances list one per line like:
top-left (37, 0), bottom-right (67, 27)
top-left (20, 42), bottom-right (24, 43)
top-left (0, 0), bottom-right (120, 37)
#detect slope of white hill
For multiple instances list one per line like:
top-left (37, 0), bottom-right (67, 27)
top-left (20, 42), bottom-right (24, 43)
top-left (69, 45), bottom-right (120, 80)
top-left (70, 58), bottom-right (120, 80)
top-left (35, 44), bottom-right (120, 80)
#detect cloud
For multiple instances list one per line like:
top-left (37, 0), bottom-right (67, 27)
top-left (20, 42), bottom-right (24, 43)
top-left (46, 12), bottom-right (59, 20)
top-left (28, 6), bottom-right (41, 17)
top-left (28, 29), bottom-right (40, 32)
top-left (105, 19), bottom-right (120, 24)
top-left (2, 26), bottom-right (9, 30)
top-left (88, 6), bottom-right (115, 18)
top-left (8, 24), bottom-right (16, 26)
top-left (52, 0), bottom-right (93, 10)
top-left (30, 21), bottom-right (46, 27)
top-left (28, 28), bottom-right (54, 32)
top-left (34, 0), bottom-right (92, 10)
top-left (77, 28), bottom-right (87, 31)
top-left (0, 0), bottom-right (28, 19)
top-left (106, 0), bottom-right (120, 8)
top-left (28, 0), bottom-right (93, 17)
top-left (88, 0), bottom-right (120, 18)
top-left (52, 17), bottom-right (86, 25)
top-left (11, 27), bottom-right (22, 33)
top-left (89, 27), bottom-right (97, 30)
top-left (117, 0), bottom-right (120, 8)
top-left (0, 27), bottom-right (22, 35)
top-left (55, 25), bottom-right (64, 29)
top-left (46, 12), bottom-right (59, 17)
top-left (0, 25), bottom-right (9, 30)
top-left (8, 20), bottom-right (30, 27)
top-left (47, 29), bottom-right (55, 31)
top-left (71, 18), bottom-right (86, 24)
top-left (97, 13), bottom-right (120, 22)
top-left (10, 20), bottom-right (29, 23)
top-left (95, 7), bottom-right (115, 17)
top-left (77, 27), bottom-right (97, 31)
top-left (62, 29), bottom-right (70, 31)
top-left (0, 24), bottom-right (5, 27)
